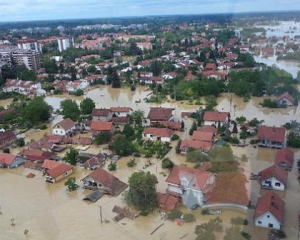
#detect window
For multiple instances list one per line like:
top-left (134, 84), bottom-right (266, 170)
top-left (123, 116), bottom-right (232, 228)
top-left (267, 215), bottom-right (270, 218)
top-left (268, 223), bottom-right (273, 228)
top-left (258, 221), bottom-right (262, 224)
top-left (275, 182), bottom-right (281, 187)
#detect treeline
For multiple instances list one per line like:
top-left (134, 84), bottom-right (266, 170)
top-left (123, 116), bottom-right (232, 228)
top-left (277, 51), bottom-right (300, 62)
top-left (227, 66), bottom-right (299, 97)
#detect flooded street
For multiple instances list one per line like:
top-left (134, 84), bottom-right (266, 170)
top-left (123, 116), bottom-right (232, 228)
top-left (1, 84), bottom-right (300, 239)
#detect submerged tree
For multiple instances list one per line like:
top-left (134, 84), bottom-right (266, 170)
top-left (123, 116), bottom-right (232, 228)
top-left (125, 171), bottom-right (158, 215)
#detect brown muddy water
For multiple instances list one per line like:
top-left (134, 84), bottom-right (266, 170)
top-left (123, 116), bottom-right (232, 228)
top-left (1, 86), bottom-right (300, 239)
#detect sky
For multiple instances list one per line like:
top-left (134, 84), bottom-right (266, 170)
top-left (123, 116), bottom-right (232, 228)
top-left (0, 0), bottom-right (300, 22)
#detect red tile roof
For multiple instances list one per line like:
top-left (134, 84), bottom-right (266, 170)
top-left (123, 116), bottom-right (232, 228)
top-left (157, 121), bottom-right (182, 130)
top-left (0, 131), bottom-right (16, 142)
top-left (157, 193), bottom-right (179, 211)
top-left (197, 125), bottom-right (218, 135)
top-left (47, 164), bottom-right (72, 178)
top-left (180, 139), bottom-right (212, 152)
top-left (90, 121), bottom-right (113, 131)
top-left (143, 127), bottom-right (174, 138)
top-left (203, 111), bottom-right (229, 122)
top-left (110, 107), bottom-right (132, 113)
top-left (55, 118), bottom-right (76, 130)
top-left (275, 148), bottom-right (294, 167)
top-left (257, 126), bottom-right (286, 143)
top-left (112, 116), bottom-right (130, 124)
top-left (166, 165), bottom-right (214, 191)
top-left (92, 108), bottom-right (111, 117)
top-left (83, 168), bottom-right (128, 196)
top-left (0, 153), bottom-right (17, 165)
top-left (192, 131), bottom-right (214, 142)
top-left (147, 107), bottom-right (174, 121)
top-left (258, 165), bottom-right (288, 185)
top-left (254, 191), bottom-right (284, 224)
top-left (42, 160), bottom-right (61, 170)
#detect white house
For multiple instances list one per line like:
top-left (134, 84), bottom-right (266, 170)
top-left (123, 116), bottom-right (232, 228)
top-left (254, 191), bottom-right (284, 230)
top-left (166, 165), bottom-right (215, 209)
top-left (142, 127), bottom-right (174, 142)
top-left (258, 165), bottom-right (288, 191)
top-left (53, 118), bottom-right (76, 136)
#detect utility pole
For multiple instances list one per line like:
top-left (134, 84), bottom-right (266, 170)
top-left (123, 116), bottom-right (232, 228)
top-left (100, 206), bottom-right (103, 223)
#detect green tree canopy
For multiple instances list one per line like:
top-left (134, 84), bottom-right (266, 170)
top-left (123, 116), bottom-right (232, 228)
top-left (60, 99), bottom-right (80, 121)
top-left (22, 97), bottom-right (52, 125)
top-left (125, 171), bottom-right (158, 214)
top-left (63, 147), bottom-right (79, 165)
top-left (110, 135), bottom-right (136, 156)
top-left (80, 97), bottom-right (95, 115)
top-left (130, 110), bottom-right (145, 125)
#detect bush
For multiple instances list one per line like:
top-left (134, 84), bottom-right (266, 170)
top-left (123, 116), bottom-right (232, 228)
top-left (161, 157), bottom-right (174, 169)
top-left (201, 209), bottom-right (210, 215)
top-left (36, 124), bottom-right (47, 130)
top-left (171, 134), bottom-right (180, 141)
top-left (108, 162), bottom-right (117, 171)
top-left (250, 139), bottom-right (258, 144)
top-left (127, 158), bottom-right (137, 167)
top-left (175, 139), bottom-right (182, 154)
top-left (130, 85), bottom-right (136, 91)
top-left (276, 230), bottom-right (286, 239)
top-left (15, 138), bottom-right (25, 147)
top-left (235, 116), bottom-right (247, 124)
top-left (183, 213), bottom-right (196, 223)
top-left (241, 231), bottom-right (251, 240)
top-left (230, 217), bottom-right (248, 225)
top-left (73, 89), bottom-right (84, 96)
top-left (168, 209), bottom-right (183, 220)
top-left (3, 148), bottom-right (10, 153)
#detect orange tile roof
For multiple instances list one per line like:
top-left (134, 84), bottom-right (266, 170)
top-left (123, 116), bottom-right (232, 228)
top-left (157, 193), bottom-right (179, 211)
top-left (254, 191), bottom-right (284, 224)
top-left (54, 118), bottom-right (76, 130)
top-left (203, 111), bottom-right (229, 122)
top-left (257, 126), bottom-right (286, 143)
top-left (47, 164), bottom-right (72, 178)
top-left (90, 121), bottom-right (113, 131)
top-left (110, 107), bottom-right (132, 112)
top-left (143, 127), bottom-right (174, 138)
top-left (192, 131), bottom-right (214, 142)
top-left (197, 125), bottom-right (218, 135)
top-left (0, 153), bottom-right (17, 165)
top-left (42, 160), bottom-right (61, 170)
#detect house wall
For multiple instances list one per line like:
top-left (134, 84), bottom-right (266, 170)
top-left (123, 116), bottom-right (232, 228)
top-left (92, 115), bottom-right (113, 122)
top-left (204, 120), bottom-right (226, 126)
top-left (261, 177), bottom-right (285, 191)
top-left (277, 98), bottom-right (293, 106)
top-left (53, 169), bottom-right (73, 183)
top-left (167, 184), bottom-right (183, 196)
top-left (53, 126), bottom-right (76, 136)
top-left (258, 139), bottom-right (284, 149)
top-left (143, 134), bottom-right (171, 142)
top-left (112, 111), bottom-right (131, 117)
top-left (182, 188), bottom-right (206, 207)
top-left (255, 212), bottom-right (281, 230)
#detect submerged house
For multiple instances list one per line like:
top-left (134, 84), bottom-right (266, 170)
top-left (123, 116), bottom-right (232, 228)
top-left (165, 165), bottom-right (215, 209)
top-left (0, 153), bottom-right (24, 168)
top-left (276, 92), bottom-right (297, 106)
top-left (258, 165), bottom-right (288, 191)
top-left (81, 168), bottom-right (128, 196)
top-left (254, 191), bottom-right (284, 230)
top-left (275, 148), bottom-right (294, 170)
top-left (257, 126), bottom-right (286, 149)
top-left (142, 127), bottom-right (174, 142)
top-left (203, 111), bottom-right (230, 126)
top-left (45, 163), bottom-right (73, 183)
top-left (52, 118), bottom-right (76, 136)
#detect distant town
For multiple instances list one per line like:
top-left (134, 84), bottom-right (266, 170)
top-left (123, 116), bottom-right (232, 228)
top-left (0, 12), bottom-right (300, 240)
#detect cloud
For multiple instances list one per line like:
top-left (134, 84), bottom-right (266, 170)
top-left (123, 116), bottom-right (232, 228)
top-left (0, 0), bottom-right (299, 22)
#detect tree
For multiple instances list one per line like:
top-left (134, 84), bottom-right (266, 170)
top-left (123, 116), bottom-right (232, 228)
top-left (122, 124), bottom-right (135, 139)
top-left (186, 150), bottom-right (209, 163)
top-left (108, 162), bottom-right (117, 171)
top-left (189, 121), bottom-right (197, 135)
top-left (232, 121), bottom-right (238, 134)
top-left (63, 147), bottom-right (79, 165)
top-left (64, 177), bottom-right (79, 192)
top-left (22, 97), bottom-right (52, 125)
top-left (93, 132), bottom-right (111, 145)
top-left (110, 135), bottom-right (136, 156)
top-left (161, 157), bottom-right (174, 169)
top-left (130, 110), bottom-right (145, 125)
top-left (16, 138), bottom-right (25, 147)
top-left (287, 131), bottom-right (300, 148)
top-left (223, 226), bottom-right (246, 240)
top-left (60, 99), bottom-right (80, 121)
top-left (125, 171), bottom-right (158, 214)
top-left (80, 97), bottom-right (95, 115)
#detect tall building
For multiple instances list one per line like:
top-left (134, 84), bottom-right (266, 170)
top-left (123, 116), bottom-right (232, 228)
top-left (17, 38), bottom-right (42, 53)
top-left (12, 50), bottom-right (41, 72)
top-left (57, 37), bottom-right (74, 52)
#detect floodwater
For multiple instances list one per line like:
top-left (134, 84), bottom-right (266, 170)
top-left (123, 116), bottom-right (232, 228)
top-left (1, 85), bottom-right (300, 239)
top-left (0, 98), bottom-right (13, 108)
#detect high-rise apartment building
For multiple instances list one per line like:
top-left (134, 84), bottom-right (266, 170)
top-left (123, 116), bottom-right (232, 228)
top-left (57, 37), bottom-right (74, 52)
top-left (17, 38), bottom-right (42, 53)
